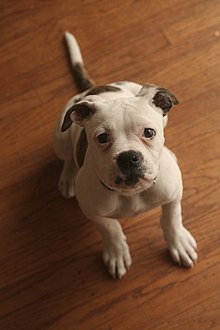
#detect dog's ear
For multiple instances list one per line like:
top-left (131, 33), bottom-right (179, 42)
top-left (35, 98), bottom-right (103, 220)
top-left (153, 87), bottom-right (179, 115)
top-left (61, 101), bottom-right (95, 132)
top-left (137, 84), bottom-right (179, 115)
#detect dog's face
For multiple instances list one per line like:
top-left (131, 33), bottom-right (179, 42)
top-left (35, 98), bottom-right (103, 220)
top-left (61, 84), bottom-right (179, 195)
top-left (84, 97), bottom-right (165, 195)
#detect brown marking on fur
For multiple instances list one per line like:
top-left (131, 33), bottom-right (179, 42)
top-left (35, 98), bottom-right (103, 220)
top-left (153, 88), bottom-right (179, 114)
top-left (76, 129), bottom-right (88, 168)
top-left (73, 63), bottom-right (95, 92)
top-left (61, 102), bottom-right (95, 132)
top-left (86, 85), bottom-right (121, 96)
top-left (61, 107), bottom-right (75, 132)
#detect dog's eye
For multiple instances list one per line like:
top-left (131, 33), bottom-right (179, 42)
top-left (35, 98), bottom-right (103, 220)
top-left (97, 133), bottom-right (109, 144)
top-left (143, 128), bottom-right (156, 139)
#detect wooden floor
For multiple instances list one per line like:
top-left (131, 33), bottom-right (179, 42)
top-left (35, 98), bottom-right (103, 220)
top-left (1, 0), bottom-right (220, 329)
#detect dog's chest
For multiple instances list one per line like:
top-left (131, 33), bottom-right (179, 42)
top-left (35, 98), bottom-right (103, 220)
top-left (116, 192), bottom-right (155, 218)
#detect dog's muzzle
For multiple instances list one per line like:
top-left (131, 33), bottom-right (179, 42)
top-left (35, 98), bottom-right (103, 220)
top-left (115, 150), bottom-right (145, 186)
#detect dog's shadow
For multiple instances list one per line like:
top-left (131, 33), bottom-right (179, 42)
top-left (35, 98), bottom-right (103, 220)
top-left (13, 154), bottom-right (107, 325)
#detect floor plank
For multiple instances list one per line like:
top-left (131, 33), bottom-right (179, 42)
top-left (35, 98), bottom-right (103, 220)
top-left (0, 0), bottom-right (220, 329)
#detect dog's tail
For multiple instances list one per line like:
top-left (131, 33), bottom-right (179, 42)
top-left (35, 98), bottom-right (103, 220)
top-left (64, 31), bottom-right (95, 92)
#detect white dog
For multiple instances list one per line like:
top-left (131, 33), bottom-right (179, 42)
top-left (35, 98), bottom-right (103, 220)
top-left (54, 32), bottom-right (198, 279)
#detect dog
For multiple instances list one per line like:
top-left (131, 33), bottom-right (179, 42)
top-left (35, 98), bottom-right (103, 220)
top-left (54, 32), bottom-right (198, 279)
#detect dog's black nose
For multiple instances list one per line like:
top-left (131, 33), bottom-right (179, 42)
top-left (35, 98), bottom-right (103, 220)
top-left (117, 150), bottom-right (143, 172)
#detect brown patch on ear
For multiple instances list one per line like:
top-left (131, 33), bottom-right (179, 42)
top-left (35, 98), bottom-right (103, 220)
top-left (61, 107), bottom-right (75, 132)
top-left (73, 102), bottom-right (95, 125)
top-left (61, 102), bottom-right (95, 132)
top-left (86, 85), bottom-right (120, 96)
top-left (76, 129), bottom-right (88, 168)
top-left (153, 88), bottom-right (179, 115)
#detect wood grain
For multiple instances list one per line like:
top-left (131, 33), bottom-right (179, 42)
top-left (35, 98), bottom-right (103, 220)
top-left (0, 0), bottom-right (220, 329)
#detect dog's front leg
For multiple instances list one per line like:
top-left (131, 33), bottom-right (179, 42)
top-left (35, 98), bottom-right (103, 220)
top-left (92, 216), bottom-right (132, 279)
top-left (160, 200), bottom-right (198, 267)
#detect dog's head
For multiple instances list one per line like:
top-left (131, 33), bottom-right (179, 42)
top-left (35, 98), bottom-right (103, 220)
top-left (61, 84), bottom-right (179, 195)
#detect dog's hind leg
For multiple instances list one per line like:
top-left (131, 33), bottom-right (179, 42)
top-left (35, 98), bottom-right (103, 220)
top-left (54, 135), bottom-right (77, 198)
top-left (59, 159), bottom-right (76, 199)
top-left (54, 112), bottom-right (77, 199)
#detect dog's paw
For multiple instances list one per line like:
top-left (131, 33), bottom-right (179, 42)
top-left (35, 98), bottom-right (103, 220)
top-left (59, 171), bottom-right (75, 199)
top-left (103, 238), bottom-right (132, 279)
top-left (166, 226), bottom-right (198, 268)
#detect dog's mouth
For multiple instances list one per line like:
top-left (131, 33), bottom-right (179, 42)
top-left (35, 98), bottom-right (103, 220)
top-left (99, 172), bottom-right (156, 195)
top-left (115, 173), bottom-right (143, 186)
top-left (99, 165), bottom-right (157, 194)
top-left (113, 172), bottom-right (154, 191)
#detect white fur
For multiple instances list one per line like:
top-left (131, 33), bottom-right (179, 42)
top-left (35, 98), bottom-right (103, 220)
top-left (65, 31), bottom-right (84, 65)
top-left (54, 34), bottom-right (197, 279)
